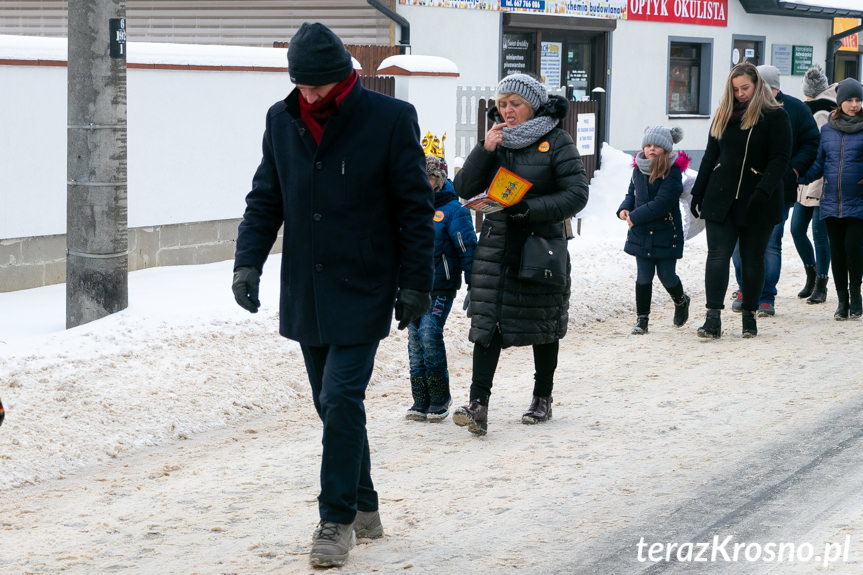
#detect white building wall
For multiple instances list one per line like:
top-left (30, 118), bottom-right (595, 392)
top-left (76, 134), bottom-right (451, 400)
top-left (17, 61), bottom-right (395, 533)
top-left (608, 2), bottom-right (833, 156)
top-left (397, 4), bottom-right (501, 89)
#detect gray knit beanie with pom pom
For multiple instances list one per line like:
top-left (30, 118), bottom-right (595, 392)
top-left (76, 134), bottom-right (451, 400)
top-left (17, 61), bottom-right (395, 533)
top-left (641, 126), bottom-right (683, 152)
top-left (802, 64), bottom-right (829, 99)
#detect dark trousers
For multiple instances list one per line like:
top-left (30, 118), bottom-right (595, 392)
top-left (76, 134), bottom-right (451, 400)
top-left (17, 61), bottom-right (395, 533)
top-left (301, 341), bottom-right (380, 524)
top-left (635, 256), bottom-right (681, 290)
top-left (407, 293), bottom-right (454, 378)
top-left (705, 219), bottom-right (773, 311)
top-left (824, 217), bottom-right (863, 294)
top-left (470, 327), bottom-right (559, 400)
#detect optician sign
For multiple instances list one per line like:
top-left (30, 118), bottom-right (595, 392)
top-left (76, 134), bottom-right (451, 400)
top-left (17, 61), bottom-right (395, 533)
top-left (626, 0), bottom-right (727, 26)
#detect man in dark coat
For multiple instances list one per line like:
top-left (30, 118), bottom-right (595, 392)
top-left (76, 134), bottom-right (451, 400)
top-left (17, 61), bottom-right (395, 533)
top-left (231, 22), bottom-right (434, 568)
top-left (730, 65), bottom-right (819, 316)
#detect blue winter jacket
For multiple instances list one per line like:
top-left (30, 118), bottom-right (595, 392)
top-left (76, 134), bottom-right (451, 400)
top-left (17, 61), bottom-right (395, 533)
top-left (802, 120), bottom-right (863, 220)
top-left (616, 152), bottom-right (690, 260)
top-left (432, 181), bottom-right (477, 293)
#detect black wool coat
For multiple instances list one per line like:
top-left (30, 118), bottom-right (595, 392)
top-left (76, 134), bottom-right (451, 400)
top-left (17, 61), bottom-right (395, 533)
top-left (691, 106), bottom-right (791, 229)
top-left (454, 96), bottom-right (589, 348)
top-left (234, 79), bottom-right (435, 346)
top-left (777, 91), bottom-right (819, 204)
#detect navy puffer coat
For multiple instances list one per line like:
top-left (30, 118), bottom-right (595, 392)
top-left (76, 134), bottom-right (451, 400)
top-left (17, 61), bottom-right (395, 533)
top-left (454, 96), bottom-right (589, 348)
top-left (617, 152), bottom-right (691, 260)
top-left (802, 119), bottom-right (863, 220)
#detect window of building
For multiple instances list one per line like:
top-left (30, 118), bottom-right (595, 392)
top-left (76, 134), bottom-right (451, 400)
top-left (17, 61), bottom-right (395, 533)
top-left (668, 38), bottom-right (713, 117)
top-left (731, 35), bottom-right (765, 67)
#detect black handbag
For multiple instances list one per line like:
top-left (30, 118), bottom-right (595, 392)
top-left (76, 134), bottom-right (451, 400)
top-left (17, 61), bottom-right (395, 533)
top-left (518, 233), bottom-right (568, 286)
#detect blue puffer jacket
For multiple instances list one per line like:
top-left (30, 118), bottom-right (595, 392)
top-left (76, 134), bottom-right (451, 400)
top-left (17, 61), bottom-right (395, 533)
top-left (802, 120), bottom-right (863, 220)
top-left (617, 152), bottom-right (690, 260)
top-left (432, 181), bottom-right (477, 293)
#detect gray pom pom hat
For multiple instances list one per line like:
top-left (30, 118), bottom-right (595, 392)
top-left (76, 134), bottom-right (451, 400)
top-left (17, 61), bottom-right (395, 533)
top-left (641, 126), bottom-right (683, 152)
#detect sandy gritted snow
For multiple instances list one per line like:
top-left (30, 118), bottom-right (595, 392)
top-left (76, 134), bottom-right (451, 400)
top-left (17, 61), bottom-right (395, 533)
top-left (3, 145), bottom-right (863, 574)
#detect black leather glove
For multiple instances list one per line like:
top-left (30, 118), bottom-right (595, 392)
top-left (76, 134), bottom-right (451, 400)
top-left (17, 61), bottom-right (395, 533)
top-left (395, 288), bottom-right (431, 330)
top-left (463, 286), bottom-right (472, 317)
top-left (502, 201), bottom-right (530, 225)
top-left (232, 266), bottom-right (261, 313)
top-left (746, 190), bottom-right (768, 212)
top-left (690, 196), bottom-right (703, 219)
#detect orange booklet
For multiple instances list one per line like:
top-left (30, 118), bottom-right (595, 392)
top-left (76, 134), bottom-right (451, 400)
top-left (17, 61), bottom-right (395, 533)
top-left (463, 167), bottom-right (532, 213)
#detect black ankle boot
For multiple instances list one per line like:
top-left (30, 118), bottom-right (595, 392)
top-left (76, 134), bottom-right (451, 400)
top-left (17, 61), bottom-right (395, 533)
top-left (835, 289), bottom-right (850, 321)
top-left (405, 375), bottom-right (429, 421)
top-left (522, 395), bottom-right (552, 424)
top-left (426, 373), bottom-right (452, 422)
top-left (697, 309), bottom-right (721, 339)
top-left (798, 265), bottom-right (817, 298)
top-left (807, 276), bottom-right (828, 304)
top-left (453, 398), bottom-right (488, 436)
top-left (667, 281), bottom-right (690, 327)
top-left (741, 310), bottom-right (757, 338)
top-left (850, 287), bottom-right (862, 319)
top-left (633, 283), bottom-right (651, 334)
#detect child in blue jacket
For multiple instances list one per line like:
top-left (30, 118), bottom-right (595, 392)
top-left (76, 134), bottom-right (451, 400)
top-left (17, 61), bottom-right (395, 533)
top-left (617, 126), bottom-right (691, 334)
top-left (406, 155), bottom-right (477, 421)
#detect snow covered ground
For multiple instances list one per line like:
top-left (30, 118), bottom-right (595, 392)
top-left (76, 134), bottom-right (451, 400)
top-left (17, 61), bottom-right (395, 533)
top-left (3, 145), bottom-right (863, 573)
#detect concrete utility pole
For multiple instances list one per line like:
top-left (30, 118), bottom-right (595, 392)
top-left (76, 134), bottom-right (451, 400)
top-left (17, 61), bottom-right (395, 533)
top-left (66, 0), bottom-right (128, 328)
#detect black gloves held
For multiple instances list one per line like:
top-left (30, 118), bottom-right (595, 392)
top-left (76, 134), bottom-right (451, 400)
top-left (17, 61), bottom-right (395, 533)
top-left (232, 266), bottom-right (261, 313)
top-left (690, 196), bottom-right (703, 219)
top-left (395, 288), bottom-right (431, 330)
top-left (746, 190), bottom-right (768, 212)
top-left (463, 286), bottom-right (472, 317)
top-left (502, 201), bottom-right (530, 225)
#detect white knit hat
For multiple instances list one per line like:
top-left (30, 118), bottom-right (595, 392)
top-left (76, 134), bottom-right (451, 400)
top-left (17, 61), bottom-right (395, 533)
top-left (496, 74), bottom-right (548, 112)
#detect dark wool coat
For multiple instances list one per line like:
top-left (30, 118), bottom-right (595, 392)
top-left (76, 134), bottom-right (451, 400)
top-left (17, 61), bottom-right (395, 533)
top-left (234, 79), bottom-right (435, 346)
top-left (454, 96), bottom-right (589, 348)
top-left (802, 121), bottom-right (863, 220)
top-left (617, 152), bottom-right (691, 260)
top-left (691, 106), bottom-right (791, 229)
top-left (777, 91), bottom-right (820, 204)
top-left (432, 182), bottom-right (477, 294)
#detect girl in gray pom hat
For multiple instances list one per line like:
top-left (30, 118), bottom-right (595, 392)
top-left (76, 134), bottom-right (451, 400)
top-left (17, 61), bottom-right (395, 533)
top-left (617, 126), bottom-right (691, 334)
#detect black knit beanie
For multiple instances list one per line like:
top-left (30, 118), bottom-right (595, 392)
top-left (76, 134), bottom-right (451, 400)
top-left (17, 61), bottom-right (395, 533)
top-left (288, 22), bottom-right (353, 86)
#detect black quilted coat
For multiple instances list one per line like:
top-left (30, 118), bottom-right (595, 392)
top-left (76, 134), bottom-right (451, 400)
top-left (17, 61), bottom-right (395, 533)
top-left (454, 96), bottom-right (589, 348)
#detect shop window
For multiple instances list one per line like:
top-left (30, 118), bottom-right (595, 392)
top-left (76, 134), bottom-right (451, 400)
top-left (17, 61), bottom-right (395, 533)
top-left (731, 36), bottom-right (764, 67)
top-left (668, 39), bottom-right (712, 117)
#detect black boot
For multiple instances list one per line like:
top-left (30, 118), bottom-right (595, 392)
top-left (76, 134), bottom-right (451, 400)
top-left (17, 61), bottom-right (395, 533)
top-left (835, 288), bottom-right (849, 321)
top-left (850, 286), bottom-right (862, 319)
top-left (405, 375), bottom-right (429, 421)
top-left (426, 373), bottom-right (452, 422)
top-left (798, 265), bottom-right (817, 298)
top-left (807, 276), bottom-right (828, 304)
top-left (741, 309), bottom-right (757, 338)
top-left (697, 309), bottom-right (721, 339)
top-left (522, 395), bottom-right (552, 424)
top-left (667, 280), bottom-right (690, 327)
top-left (632, 283), bottom-right (651, 335)
top-left (453, 397), bottom-right (488, 436)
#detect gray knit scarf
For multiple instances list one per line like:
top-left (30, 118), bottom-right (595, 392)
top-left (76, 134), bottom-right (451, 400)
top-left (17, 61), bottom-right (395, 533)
top-left (828, 113), bottom-right (863, 134)
top-left (501, 116), bottom-right (560, 150)
top-left (635, 151), bottom-right (678, 176)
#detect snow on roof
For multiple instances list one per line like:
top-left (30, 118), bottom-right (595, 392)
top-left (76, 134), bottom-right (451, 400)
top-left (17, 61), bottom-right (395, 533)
top-left (780, 0), bottom-right (863, 9)
top-left (378, 54), bottom-right (458, 75)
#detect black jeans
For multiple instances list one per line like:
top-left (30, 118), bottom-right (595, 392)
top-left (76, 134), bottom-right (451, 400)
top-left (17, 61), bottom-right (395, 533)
top-left (704, 219), bottom-right (773, 312)
top-left (470, 327), bottom-right (559, 400)
top-left (824, 216), bottom-right (863, 295)
top-left (301, 341), bottom-right (380, 524)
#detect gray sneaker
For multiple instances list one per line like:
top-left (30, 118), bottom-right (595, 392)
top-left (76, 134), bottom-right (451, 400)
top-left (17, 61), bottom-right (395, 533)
top-left (756, 302), bottom-right (775, 317)
top-left (309, 520), bottom-right (355, 567)
top-left (731, 290), bottom-right (743, 312)
top-left (354, 510), bottom-right (384, 539)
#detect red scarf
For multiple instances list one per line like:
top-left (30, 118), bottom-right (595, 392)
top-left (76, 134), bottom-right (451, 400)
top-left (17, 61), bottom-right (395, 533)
top-left (298, 71), bottom-right (358, 144)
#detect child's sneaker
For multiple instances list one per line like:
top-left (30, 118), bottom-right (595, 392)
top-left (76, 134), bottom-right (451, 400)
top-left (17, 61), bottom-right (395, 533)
top-left (731, 291), bottom-right (743, 312)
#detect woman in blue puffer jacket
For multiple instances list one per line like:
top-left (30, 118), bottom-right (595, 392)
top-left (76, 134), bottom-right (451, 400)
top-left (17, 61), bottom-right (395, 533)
top-left (801, 77), bottom-right (863, 320)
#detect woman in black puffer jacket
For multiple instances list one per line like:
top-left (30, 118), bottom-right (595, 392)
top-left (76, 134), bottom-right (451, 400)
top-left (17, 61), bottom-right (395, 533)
top-left (452, 74), bottom-right (589, 435)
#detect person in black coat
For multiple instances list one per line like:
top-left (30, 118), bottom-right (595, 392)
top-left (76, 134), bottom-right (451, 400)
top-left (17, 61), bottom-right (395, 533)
top-left (728, 65), bottom-right (819, 317)
top-left (617, 125), bottom-right (691, 335)
top-left (453, 73), bottom-right (589, 435)
top-left (231, 22), bottom-right (435, 568)
top-left (691, 62), bottom-right (791, 338)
